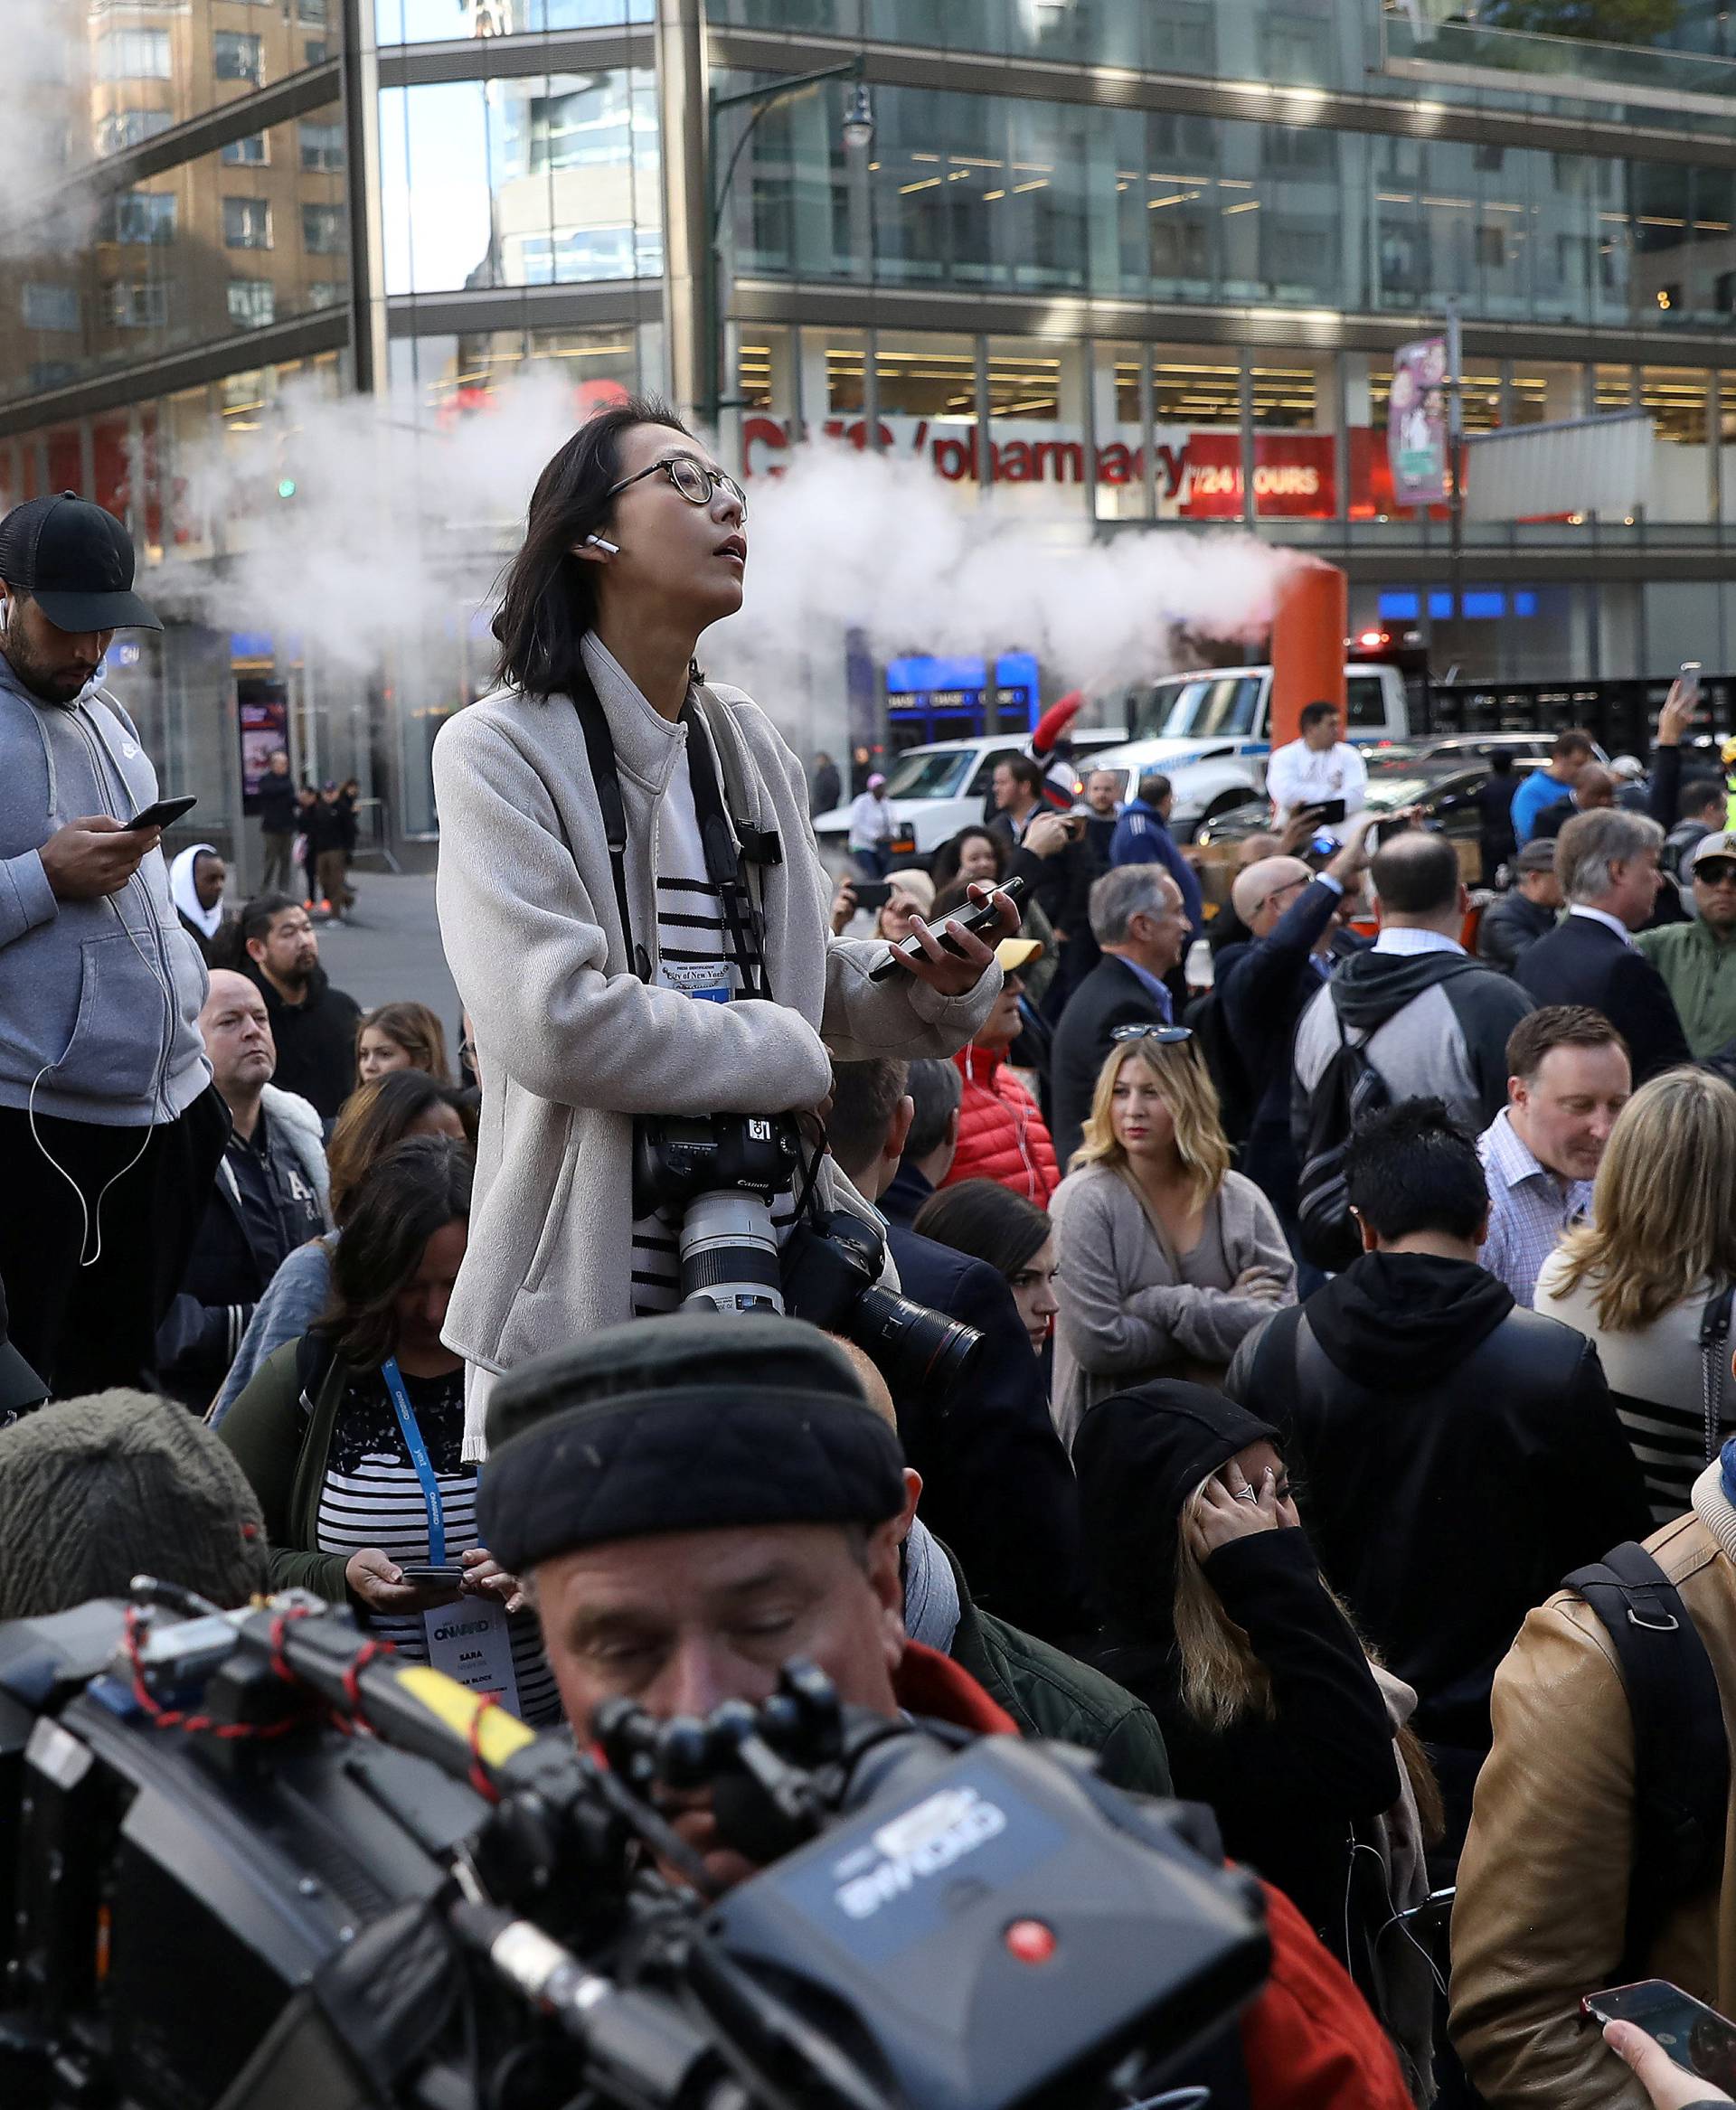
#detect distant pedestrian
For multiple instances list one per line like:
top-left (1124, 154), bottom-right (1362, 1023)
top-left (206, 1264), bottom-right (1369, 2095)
top-left (1471, 749), bottom-right (1518, 879)
top-left (296, 783), bottom-right (319, 907)
top-left (1476, 838), bottom-right (1561, 974)
top-left (1509, 727), bottom-right (1596, 843)
top-left (1266, 702), bottom-right (1367, 821)
top-left (1109, 771), bottom-right (1203, 936)
top-left (846, 771), bottom-right (895, 878)
top-left (257, 749), bottom-right (298, 894)
top-left (169, 841), bottom-right (228, 965)
top-left (312, 781), bottom-right (353, 918)
top-left (809, 749), bottom-right (841, 817)
top-left (1077, 767), bottom-right (1123, 862)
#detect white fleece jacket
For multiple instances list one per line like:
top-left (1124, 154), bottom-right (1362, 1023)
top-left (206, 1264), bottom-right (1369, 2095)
top-left (433, 636), bottom-right (1000, 1452)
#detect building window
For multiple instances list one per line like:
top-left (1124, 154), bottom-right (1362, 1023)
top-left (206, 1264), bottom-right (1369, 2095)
top-left (1476, 223), bottom-right (1507, 269)
top-left (107, 282), bottom-right (169, 329)
top-left (226, 279), bottom-right (276, 328)
top-left (213, 32), bottom-right (263, 83)
top-left (96, 108), bottom-right (173, 156)
top-left (298, 122), bottom-right (344, 174)
top-left (306, 279), bottom-right (347, 309)
top-left (223, 197), bottom-right (272, 249)
top-left (301, 204), bottom-right (344, 254)
top-left (22, 284), bottom-right (80, 332)
top-left (297, 0), bottom-right (326, 18)
top-left (96, 29), bottom-right (172, 80)
top-left (305, 39), bottom-right (327, 61)
top-left (108, 191), bottom-right (178, 245)
top-left (222, 134), bottom-right (269, 166)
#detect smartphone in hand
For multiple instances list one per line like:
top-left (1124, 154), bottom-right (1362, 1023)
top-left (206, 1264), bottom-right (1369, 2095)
top-left (125, 794), bottom-right (198, 832)
top-left (1583, 1980), bottom-right (1736, 2091)
top-left (868, 876), bottom-right (1026, 984)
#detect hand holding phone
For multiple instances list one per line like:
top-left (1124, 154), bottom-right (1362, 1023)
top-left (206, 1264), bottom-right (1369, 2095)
top-left (851, 880), bottom-right (893, 912)
top-left (868, 876), bottom-right (1025, 984)
top-left (125, 793), bottom-right (197, 832)
top-left (1584, 1981), bottom-right (1736, 2096)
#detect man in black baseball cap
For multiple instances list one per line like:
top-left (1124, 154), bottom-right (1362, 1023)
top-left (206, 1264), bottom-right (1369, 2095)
top-left (0, 493), bottom-right (223, 1399)
top-left (0, 491), bottom-right (159, 706)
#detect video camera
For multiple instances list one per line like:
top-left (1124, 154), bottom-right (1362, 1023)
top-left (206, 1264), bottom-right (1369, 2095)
top-left (0, 1585), bottom-right (1269, 2110)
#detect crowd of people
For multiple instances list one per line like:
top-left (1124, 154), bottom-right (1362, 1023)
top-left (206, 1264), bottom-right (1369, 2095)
top-left (9, 448), bottom-right (1736, 2110)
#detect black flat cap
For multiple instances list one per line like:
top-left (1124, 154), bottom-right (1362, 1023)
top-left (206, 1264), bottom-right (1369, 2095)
top-left (476, 1314), bottom-right (906, 1572)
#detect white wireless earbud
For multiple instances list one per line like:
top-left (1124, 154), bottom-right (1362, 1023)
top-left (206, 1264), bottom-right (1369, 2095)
top-left (584, 533), bottom-right (619, 555)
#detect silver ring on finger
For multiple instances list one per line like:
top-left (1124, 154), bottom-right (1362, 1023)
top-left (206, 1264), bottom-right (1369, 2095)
top-left (1232, 1488), bottom-right (1260, 1503)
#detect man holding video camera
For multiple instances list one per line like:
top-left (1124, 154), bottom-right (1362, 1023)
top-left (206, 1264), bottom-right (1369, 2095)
top-left (434, 404), bottom-right (1009, 1455)
top-left (476, 1313), bottom-right (1415, 2110)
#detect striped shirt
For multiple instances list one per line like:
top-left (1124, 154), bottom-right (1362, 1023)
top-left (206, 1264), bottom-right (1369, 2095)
top-left (629, 746), bottom-right (794, 1316)
top-left (1536, 1254), bottom-right (1736, 1524)
top-left (1477, 1109), bottom-right (1595, 1310)
top-left (314, 1365), bottom-right (560, 1724)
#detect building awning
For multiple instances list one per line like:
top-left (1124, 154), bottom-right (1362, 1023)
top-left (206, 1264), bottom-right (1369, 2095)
top-left (1463, 410), bottom-right (1653, 523)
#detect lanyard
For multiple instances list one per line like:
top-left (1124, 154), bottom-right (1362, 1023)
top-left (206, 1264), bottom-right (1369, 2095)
top-left (381, 1356), bottom-right (445, 1565)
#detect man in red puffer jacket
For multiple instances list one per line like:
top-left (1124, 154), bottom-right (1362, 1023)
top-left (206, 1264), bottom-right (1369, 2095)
top-left (942, 937), bottom-right (1060, 1204)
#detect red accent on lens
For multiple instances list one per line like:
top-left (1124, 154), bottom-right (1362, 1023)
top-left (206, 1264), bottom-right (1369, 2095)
top-left (1005, 1917), bottom-right (1058, 1964)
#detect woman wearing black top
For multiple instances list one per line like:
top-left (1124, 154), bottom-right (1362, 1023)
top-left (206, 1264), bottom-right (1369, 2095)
top-left (1071, 1380), bottom-right (1431, 2059)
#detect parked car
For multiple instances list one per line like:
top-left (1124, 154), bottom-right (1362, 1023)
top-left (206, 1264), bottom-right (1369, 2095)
top-left (812, 726), bottom-right (1127, 861)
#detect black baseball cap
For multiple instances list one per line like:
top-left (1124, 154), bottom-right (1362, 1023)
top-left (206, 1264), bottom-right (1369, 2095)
top-left (0, 492), bottom-right (160, 633)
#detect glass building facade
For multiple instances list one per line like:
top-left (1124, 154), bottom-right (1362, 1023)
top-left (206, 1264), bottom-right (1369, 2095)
top-left (5, 0), bottom-right (1736, 870)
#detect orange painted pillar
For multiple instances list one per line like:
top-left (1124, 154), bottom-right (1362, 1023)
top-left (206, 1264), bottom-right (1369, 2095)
top-left (1269, 560), bottom-right (1348, 751)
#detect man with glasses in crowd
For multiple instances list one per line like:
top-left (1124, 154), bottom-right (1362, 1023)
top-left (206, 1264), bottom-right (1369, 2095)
top-left (1216, 818), bottom-right (1378, 1240)
top-left (1636, 830), bottom-right (1736, 1059)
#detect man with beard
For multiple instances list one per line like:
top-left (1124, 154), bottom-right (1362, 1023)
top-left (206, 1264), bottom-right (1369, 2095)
top-left (476, 1314), bottom-right (1416, 2110)
top-left (0, 492), bottom-right (224, 1396)
top-left (235, 892), bottom-right (361, 1124)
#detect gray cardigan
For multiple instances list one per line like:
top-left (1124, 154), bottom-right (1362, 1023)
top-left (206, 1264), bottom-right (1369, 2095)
top-left (1049, 1163), bottom-right (1296, 1449)
top-left (433, 635), bottom-right (997, 1452)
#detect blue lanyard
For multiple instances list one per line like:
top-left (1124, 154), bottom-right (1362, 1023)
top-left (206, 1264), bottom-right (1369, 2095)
top-left (381, 1356), bottom-right (445, 1564)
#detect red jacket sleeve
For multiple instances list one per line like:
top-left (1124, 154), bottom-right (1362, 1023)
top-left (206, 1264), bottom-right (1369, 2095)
top-left (1239, 1880), bottom-right (1413, 2110)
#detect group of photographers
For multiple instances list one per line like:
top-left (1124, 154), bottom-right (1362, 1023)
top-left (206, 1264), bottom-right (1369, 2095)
top-left (0, 419), bottom-right (1728, 2110)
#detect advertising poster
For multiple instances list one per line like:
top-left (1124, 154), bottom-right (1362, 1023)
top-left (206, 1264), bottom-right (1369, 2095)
top-left (1388, 337), bottom-right (1449, 504)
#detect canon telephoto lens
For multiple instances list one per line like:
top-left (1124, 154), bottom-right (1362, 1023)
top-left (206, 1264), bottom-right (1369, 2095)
top-left (678, 1192), bottom-right (787, 1315)
top-left (849, 1285), bottom-right (982, 1395)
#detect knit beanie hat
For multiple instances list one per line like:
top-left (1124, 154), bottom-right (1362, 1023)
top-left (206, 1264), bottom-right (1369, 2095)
top-left (0, 1392), bottom-right (269, 1621)
top-left (477, 1313), bottom-right (906, 1572)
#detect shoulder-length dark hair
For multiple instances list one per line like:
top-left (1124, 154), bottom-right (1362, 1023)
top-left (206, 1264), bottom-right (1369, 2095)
top-left (317, 1135), bottom-right (473, 1369)
top-left (326, 1069), bottom-right (476, 1226)
top-left (912, 1178), bottom-right (1050, 1282)
top-left (493, 395), bottom-right (690, 702)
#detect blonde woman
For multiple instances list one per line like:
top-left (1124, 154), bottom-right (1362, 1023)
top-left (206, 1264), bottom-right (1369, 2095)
top-left (1536, 1066), bottom-right (1736, 1521)
top-left (1049, 1025), bottom-right (1294, 1448)
top-left (1072, 1380), bottom-right (1438, 2098)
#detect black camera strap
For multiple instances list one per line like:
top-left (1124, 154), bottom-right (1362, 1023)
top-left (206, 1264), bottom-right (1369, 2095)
top-left (683, 702), bottom-right (772, 1003)
top-left (570, 673), bottom-right (652, 984)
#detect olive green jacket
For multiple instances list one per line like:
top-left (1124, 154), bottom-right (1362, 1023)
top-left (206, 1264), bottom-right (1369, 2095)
top-left (216, 1335), bottom-right (360, 1606)
top-left (943, 1545), bottom-right (1173, 1798)
top-left (1635, 915), bottom-right (1736, 1059)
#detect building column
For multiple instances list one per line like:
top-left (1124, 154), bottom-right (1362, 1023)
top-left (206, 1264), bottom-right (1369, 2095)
top-left (340, 0), bottom-right (388, 396)
top-left (657, 0), bottom-right (710, 428)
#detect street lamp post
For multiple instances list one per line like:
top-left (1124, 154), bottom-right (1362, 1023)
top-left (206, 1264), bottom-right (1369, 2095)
top-left (701, 57), bottom-right (872, 433)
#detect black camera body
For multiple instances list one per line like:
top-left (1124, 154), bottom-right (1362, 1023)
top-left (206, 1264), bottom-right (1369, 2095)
top-left (632, 1112), bottom-right (804, 1217)
top-left (783, 1207), bottom-right (983, 1395)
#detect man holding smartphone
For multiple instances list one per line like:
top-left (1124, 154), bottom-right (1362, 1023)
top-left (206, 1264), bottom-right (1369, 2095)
top-left (0, 492), bottom-right (222, 1399)
top-left (1266, 702), bottom-right (1368, 824)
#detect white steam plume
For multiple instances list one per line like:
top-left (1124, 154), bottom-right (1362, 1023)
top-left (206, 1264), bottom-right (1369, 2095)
top-left (158, 380), bottom-right (1294, 719)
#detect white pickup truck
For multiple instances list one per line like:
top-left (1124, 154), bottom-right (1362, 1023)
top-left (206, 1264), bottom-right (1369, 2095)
top-left (1088, 663), bottom-right (1411, 837)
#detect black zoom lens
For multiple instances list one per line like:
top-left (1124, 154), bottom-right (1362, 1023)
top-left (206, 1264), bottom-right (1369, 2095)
top-left (849, 1286), bottom-right (982, 1395)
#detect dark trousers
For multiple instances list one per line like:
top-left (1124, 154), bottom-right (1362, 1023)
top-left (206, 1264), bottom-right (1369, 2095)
top-left (0, 1086), bottom-right (229, 1399)
top-left (259, 829), bottom-right (296, 894)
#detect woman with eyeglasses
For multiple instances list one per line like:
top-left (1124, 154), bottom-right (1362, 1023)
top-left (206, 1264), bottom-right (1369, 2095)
top-left (431, 400), bottom-right (1014, 1446)
top-left (1049, 1026), bottom-right (1295, 1449)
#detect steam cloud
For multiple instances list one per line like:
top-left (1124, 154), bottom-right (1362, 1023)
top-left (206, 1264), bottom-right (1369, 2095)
top-left (158, 376), bottom-right (1295, 725)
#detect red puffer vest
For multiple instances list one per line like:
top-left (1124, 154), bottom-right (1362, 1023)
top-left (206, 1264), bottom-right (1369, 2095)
top-left (943, 1043), bottom-right (1060, 1206)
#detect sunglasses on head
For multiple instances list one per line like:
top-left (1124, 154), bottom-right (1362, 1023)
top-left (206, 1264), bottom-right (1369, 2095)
top-left (1110, 1023), bottom-right (1194, 1046)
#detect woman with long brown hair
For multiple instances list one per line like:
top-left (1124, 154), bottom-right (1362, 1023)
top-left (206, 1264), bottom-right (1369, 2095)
top-left (1050, 1027), bottom-right (1294, 1448)
top-left (1537, 1066), bottom-right (1736, 1521)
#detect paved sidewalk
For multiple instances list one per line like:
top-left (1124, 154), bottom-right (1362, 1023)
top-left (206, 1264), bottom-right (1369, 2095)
top-left (305, 871), bottom-right (462, 1046)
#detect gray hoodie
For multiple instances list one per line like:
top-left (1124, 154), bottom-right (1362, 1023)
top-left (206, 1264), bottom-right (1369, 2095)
top-left (0, 649), bottom-right (208, 1126)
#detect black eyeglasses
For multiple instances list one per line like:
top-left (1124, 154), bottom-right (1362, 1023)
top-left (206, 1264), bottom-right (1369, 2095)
top-left (604, 455), bottom-right (749, 521)
top-left (1110, 1023), bottom-right (1194, 1046)
top-left (1697, 859), bottom-right (1736, 887)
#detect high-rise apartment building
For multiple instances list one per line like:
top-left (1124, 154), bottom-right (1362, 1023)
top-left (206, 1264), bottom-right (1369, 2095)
top-left (3, 1), bottom-right (1735, 871)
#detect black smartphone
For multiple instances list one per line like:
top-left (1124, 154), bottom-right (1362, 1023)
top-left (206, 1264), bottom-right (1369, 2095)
top-left (1582, 1980), bottom-right (1736, 2088)
top-left (868, 875), bottom-right (1026, 984)
top-left (851, 880), bottom-right (893, 912)
top-left (397, 1565), bottom-right (467, 1596)
top-left (1300, 797), bottom-right (1347, 827)
top-left (125, 794), bottom-right (197, 832)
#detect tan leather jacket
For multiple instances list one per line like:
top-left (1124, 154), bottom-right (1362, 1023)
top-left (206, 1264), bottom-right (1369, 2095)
top-left (1449, 1506), bottom-right (1736, 2106)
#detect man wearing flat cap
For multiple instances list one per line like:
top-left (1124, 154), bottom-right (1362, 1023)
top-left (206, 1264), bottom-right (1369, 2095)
top-left (477, 1311), bottom-right (1415, 2110)
top-left (0, 493), bottom-right (223, 1397)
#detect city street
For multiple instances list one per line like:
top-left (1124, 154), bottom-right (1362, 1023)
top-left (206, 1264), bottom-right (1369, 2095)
top-left (307, 871), bottom-right (460, 1047)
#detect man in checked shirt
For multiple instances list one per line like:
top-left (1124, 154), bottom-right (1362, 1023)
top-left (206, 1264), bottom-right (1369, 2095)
top-left (1477, 1005), bottom-right (1631, 1308)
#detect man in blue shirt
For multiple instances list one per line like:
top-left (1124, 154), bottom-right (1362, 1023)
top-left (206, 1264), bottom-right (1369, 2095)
top-left (1510, 730), bottom-right (1596, 843)
top-left (1109, 771), bottom-right (1203, 936)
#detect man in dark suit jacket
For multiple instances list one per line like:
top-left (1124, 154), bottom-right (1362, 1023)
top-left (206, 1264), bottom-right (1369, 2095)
top-left (826, 1057), bottom-right (1083, 1642)
top-left (1049, 864), bottom-right (1190, 1167)
top-left (1514, 808), bottom-right (1692, 1085)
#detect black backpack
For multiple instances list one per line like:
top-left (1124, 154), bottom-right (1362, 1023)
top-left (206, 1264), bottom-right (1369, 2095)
top-left (1295, 1006), bottom-right (1390, 1274)
top-left (1563, 1541), bottom-right (1730, 1978)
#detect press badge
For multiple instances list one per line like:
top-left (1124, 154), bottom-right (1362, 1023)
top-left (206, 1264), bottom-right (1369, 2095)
top-left (659, 959), bottom-right (733, 1003)
top-left (424, 1600), bottom-right (521, 1715)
